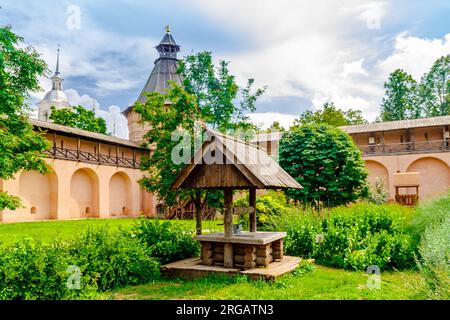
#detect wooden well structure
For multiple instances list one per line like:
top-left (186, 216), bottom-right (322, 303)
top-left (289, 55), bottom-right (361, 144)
top-left (172, 128), bottom-right (302, 270)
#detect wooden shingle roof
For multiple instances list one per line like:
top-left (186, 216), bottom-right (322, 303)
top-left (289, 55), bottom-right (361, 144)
top-left (340, 115), bottom-right (450, 134)
top-left (30, 119), bottom-right (148, 149)
top-left (172, 128), bottom-right (302, 190)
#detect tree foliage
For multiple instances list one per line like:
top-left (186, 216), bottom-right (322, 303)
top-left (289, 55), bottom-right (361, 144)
top-left (379, 55), bottom-right (450, 121)
top-left (49, 105), bottom-right (107, 134)
top-left (380, 69), bottom-right (419, 121)
top-left (0, 26), bottom-right (50, 210)
top-left (419, 55), bottom-right (450, 117)
top-left (136, 51), bottom-right (265, 234)
top-left (293, 102), bottom-right (367, 128)
top-left (279, 124), bottom-right (369, 207)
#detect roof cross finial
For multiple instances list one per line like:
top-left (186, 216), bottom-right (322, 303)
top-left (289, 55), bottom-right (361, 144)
top-left (165, 25), bottom-right (171, 34)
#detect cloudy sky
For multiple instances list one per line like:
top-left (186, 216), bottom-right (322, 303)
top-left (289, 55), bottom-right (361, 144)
top-left (1, 0), bottom-right (450, 138)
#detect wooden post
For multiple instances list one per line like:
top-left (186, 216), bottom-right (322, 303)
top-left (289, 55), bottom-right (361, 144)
top-left (411, 128), bottom-right (415, 151)
top-left (52, 133), bottom-right (56, 157)
top-left (249, 188), bottom-right (257, 232)
top-left (77, 137), bottom-right (80, 160)
top-left (115, 145), bottom-right (119, 166)
top-left (132, 149), bottom-right (136, 167)
top-left (382, 131), bottom-right (385, 153)
top-left (97, 142), bottom-right (101, 163)
top-left (224, 188), bottom-right (233, 268)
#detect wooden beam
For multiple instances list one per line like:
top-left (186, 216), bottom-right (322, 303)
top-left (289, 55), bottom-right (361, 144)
top-left (224, 188), bottom-right (233, 238)
top-left (52, 133), bottom-right (56, 157)
top-left (116, 145), bottom-right (119, 167)
top-left (97, 142), bottom-right (101, 163)
top-left (77, 137), bottom-right (80, 160)
top-left (249, 188), bottom-right (257, 232)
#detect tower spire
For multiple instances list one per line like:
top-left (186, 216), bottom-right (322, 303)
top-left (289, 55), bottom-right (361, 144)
top-left (55, 44), bottom-right (60, 76)
top-left (155, 26), bottom-right (180, 60)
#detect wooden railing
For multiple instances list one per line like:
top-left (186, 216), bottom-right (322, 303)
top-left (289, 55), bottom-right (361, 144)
top-left (43, 146), bottom-right (140, 169)
top-left (359, 140), bottom-right (449, 156)
top-left (395, 194), bottom-right (419, 206)
top-left (165, 200), bottom-right (216, 220)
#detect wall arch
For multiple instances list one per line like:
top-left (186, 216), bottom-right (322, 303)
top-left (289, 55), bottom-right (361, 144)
top-left (19, 170), bottom-right (58, 220)
top-left (109, 171), bottom-right (131, 216)
top-left (365, 160), bottom-right (390, 193)
top-left (70, 168), bottom-right (99, 218)
top-left (407, 157), bottom-right (450, 200)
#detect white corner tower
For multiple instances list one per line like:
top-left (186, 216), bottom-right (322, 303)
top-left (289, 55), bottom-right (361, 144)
top-left (38, 46), bottom-right (70, 121)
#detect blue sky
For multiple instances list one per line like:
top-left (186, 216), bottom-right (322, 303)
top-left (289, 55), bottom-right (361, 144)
top-left (1, 0), bottom-right (450, 137)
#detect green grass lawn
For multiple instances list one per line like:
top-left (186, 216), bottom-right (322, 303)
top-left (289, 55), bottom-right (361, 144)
top-left (104, 265), bottom-right (422, 300)
top-left (0, 218), bottom-right (223, 246)
top-left (0, 217), bottom-right (423, 300)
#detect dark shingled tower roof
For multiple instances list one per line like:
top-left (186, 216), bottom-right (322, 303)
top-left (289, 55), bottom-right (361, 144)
top-left (122, 26), bottom-right (182, 116)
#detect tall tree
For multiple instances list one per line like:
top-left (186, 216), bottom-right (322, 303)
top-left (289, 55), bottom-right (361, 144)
top-left (49, 105), bottom-right (108, 134)
top-left (293, 102), bottom-right (367, 128)
top-left (136, 51), bottom-right (265, 234)
top-left (0, 27), bottom-right (51, 210)
top-left (380, 69), bottom-right (419, 121)
top-left (419, 55), bottom-right (450, 117)
top-left (267, 121), bottom-right (285, 132)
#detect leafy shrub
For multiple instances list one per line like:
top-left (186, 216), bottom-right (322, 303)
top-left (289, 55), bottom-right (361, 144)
top-left (131, 218), bottom-right (199, 264)
top-left (0, 238), bottom-right (96, 300)
top-left (366, 177), bottom-right (388, 205)
top-left (69, 227), bottom-right (160, 292)
top-left (272, 203), bottom-right (414, 270)
top-left (408, 191), bottom-right (450, 249)
top-left (0, 227), bottom-right (160, 299)
top-left (235, 191), bottom-right (289, 230)
top-left (416, 217), bottom-right (449, 299)
top-left (279, 124), bottom-right (369, 207)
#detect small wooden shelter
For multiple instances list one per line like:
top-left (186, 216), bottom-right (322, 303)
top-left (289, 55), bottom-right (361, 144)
top-left (171, 127), bottom-right (302, 270)
top-left (393, 172), bottom-right (420, 206)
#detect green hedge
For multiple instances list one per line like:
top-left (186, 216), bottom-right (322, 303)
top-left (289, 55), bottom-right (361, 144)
top-left (0, 219), bottom-right (200, 300)
top-left (272, 203), bottom-right (414, 270)
top-left (235, 191), bottom-right (288, 230)
top-left (417, 217), bottom-right (449, 299)
top-left (131, 218), bottom-right (199, 264)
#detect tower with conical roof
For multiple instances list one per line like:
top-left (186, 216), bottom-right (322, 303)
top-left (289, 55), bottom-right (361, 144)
top-left (38, 46), bottom-right (71, 121)
top-left (124, 26), bottom-right (182, 142)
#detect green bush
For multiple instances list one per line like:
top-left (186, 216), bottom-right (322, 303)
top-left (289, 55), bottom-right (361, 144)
top-left (408, 191), bottom-right (450, 249)
top-left (417, 217), bottom-right (450, 299)
top-left (0, 239), bottom-right (96, 300)
top-left (69, 227), bottom-right (160, 292)
top-left (0, 227), bottom-right (160, 299)
top-left (279, 124), bottom-right (369, 207)
top-left (273, 203), bottom-right (414, 270)
top-left (131, 218), bottom-right (199, 264)
top-left (235, 191), bottom-right (289, 230)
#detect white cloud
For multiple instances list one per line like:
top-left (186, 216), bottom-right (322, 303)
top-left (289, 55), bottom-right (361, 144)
top-left (377, 33), bottom-right (450, 80)
top-left (65, 89), bottom-right (128, 139)
top-left (341, 58), bottom-right (369, 78)
top-left (247, 113), bottom-right (297, 130)
top-left (65, 89), bottom-right (99, 110)
top-left (96, 105), bottom-right (129, 140)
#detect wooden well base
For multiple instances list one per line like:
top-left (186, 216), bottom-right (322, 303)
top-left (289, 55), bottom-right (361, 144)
top-left (161, 256), bottom-right (301, 281)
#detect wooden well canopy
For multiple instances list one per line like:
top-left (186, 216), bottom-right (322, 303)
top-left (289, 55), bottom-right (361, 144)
top-left (171, 127), bottom-right (302, 269)
top-left (171, 128), bottom-right (302, 191)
